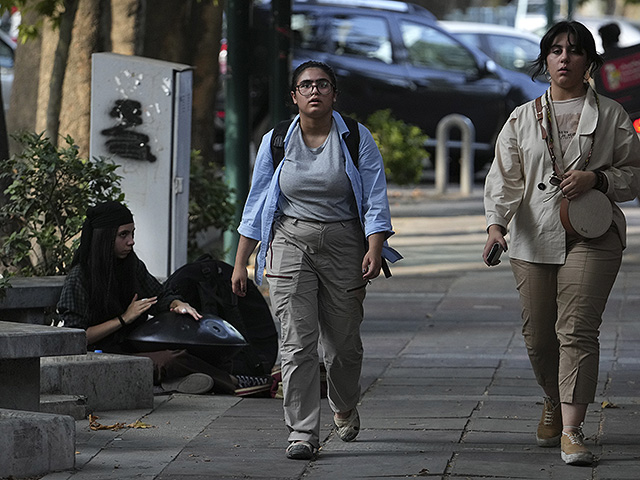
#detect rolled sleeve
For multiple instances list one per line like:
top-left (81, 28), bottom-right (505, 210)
top-left (237, 133), bottom-right (276, 241)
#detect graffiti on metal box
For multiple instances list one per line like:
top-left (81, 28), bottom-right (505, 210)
top-left (101, 99), bottom-right (157, 162)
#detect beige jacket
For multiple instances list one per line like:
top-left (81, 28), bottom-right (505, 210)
top-left (484, 86), bottom-right (640, 264)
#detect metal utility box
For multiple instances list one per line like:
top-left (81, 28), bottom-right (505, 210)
top-left (90, 53), bottom-right (193, 278)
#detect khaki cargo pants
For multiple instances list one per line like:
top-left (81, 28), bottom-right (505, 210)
top-left (266, 215), bottom-right (367, 448)
top-left (510, 227), bottom-right (622, 404)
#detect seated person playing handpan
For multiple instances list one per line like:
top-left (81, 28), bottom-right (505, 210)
top-left (57, 201), bottom-right (269, 395)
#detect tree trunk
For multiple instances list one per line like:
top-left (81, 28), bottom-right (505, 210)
top-left (111, 0), bottom-right (145, 55)
top-left (185, 3), bottom-right (223, 166)
top-left (58, 0), bottom-right (100, 155)
top-left (8, 0), bottom-right (223, 160)
top-left (142, 0), bottom-right (223, 165)
top-left (7, 9), bottom-right (41, 150)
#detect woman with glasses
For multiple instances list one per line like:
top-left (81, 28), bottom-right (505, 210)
top-left (231, 60), bottom-right (398, 460)
top-left (483, 21), bottom-right (640, 466)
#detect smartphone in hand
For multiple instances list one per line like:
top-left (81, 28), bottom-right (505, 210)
top-left (487, 243), bottom-right (503, 266)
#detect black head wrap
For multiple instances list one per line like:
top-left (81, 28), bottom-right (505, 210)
top-left (86, 201), bottom-right (133, 229)
top-left (76, 201), bottom-right (134, 265)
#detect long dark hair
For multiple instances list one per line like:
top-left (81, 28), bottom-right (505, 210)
top-left (82, 226), bottom-right (139, 324)
top-left (530, 20), bottom-right (603, 81)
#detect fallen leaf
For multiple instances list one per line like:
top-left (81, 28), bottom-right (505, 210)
top-left (127, 420), bottom-right (154, 429)
top-left (89, 416), bottom-right (155, 431)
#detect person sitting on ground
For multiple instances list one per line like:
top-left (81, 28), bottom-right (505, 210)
top-left (56, 201), bottom-right (270, 396)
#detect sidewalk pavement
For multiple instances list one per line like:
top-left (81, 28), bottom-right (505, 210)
top-left (40, 187), bottom-right (640, 480)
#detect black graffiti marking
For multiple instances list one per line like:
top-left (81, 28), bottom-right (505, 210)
top-left (101, 99), bottom-right (156, 162)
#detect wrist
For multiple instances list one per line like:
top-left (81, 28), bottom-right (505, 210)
top-left (593, 171), bottom-right (606, 192)
top-left (118, 314), bottom-right (127, 327)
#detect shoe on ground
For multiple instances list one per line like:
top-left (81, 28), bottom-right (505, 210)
top-left (285, 440), bottom-right (316, 460)
top-left (561, 428), bottom-right (594, 465)
top-left (161, 373), bottom-right (214, 394)
top-left (334, 408), bottom-right (360, 442)
top-left (234, 374), bottom-right (272, 397)
top-left (536, 396), bottom-right (562, 447)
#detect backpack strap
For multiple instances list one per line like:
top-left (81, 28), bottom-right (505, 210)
top-left (270, 119), bottom-right (292, 170)
top-left (270, 113), bottom-right (360, 170)
top-left (341, 114), bottom-right (360, 168)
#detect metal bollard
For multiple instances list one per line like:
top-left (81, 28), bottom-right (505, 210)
top-left (434, 114), bottom-right (476, 196)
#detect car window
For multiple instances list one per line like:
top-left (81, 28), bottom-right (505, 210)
top-left (291, 12), bottom-right (322, 51)
top-left (485, 34), bottom-right (539, 73)
top-left (327, 15), bottom-right (393, 64)
top-left (452, 32), bottom-right (481, 51)
top-left (400, 20), bottom-right (476, 71)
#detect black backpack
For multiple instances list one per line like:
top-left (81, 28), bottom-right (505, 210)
top-left (163, 254), bottom-right (278, 376)
top-left (270, 113), bottom-right (360, 169)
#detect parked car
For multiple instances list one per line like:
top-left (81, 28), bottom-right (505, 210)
top-left (440, 21), bottom-right (548, 103)
top-left (249, 0), bottom-right (549, 172)
top-left (0, 28), bottom-right (15, 113)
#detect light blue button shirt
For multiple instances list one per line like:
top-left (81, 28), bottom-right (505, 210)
top-left (238, 111), bottom-right (401, 285)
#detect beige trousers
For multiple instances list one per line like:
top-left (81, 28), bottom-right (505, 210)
top-left (510, 227), bottom-right (622, 404)
top-left (266, 215), bottom-right (366, 448)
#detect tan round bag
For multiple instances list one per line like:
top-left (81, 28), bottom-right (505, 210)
top-left (560, 189), bottom-right (612, 238)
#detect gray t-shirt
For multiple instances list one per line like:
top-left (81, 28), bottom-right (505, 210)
top-left (278, 121), bottom-right (358, 222)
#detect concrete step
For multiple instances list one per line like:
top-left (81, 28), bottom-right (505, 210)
top-left (40, 393), bottom-right (90, 420)
top-left (40, 352), bottom-right (154, 412)
top-left (0, 408), bottom-right (75, 478)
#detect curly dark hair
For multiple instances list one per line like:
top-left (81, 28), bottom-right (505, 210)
top-left (530, 20), bottom-right (603, 81)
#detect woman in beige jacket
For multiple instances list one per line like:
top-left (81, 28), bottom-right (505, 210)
top-left (483, 21), bottom-right (640, 466)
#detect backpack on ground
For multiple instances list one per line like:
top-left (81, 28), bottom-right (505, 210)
top-left (162, 254), bottom-right (278, 376)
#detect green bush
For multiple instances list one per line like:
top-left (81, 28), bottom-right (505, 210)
top-left (0, 132), bottom-right (124, 278)
top-left (365, 109), bottom-right (429, 185)
top-left (0, 134), bottom-right (235, 302)
top-left (187, 149), bottom-right (236, 261)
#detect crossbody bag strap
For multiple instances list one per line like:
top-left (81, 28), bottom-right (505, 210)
top-left (534, 96), bottom-right (547, 140)
top-left (535, 95), bottom-right (563, 178)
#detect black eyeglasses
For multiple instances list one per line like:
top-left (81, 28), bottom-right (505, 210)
top-left (295, 80), bottom-right (334, 97)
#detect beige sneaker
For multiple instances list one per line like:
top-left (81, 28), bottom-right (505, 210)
top-left (334, 408), bottom-right (360, 442)
top-left (561, 428), bottom-right (594, 465)
top-left (536, 397), bottom-right (562, 447)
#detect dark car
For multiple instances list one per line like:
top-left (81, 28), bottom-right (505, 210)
top-left (249, 0), bottom-right (547, 171)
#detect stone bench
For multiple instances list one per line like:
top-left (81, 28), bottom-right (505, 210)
top-left (41, 352), bottom-right (154, 411)
top-left (0, 408), bottom-right (76, 477)
top-left (0, 276), bottom-right (66, 324)
top-left (0, 320), bottom-right (86, 477)
top-left (0, 320), bottom-right (87, 411)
